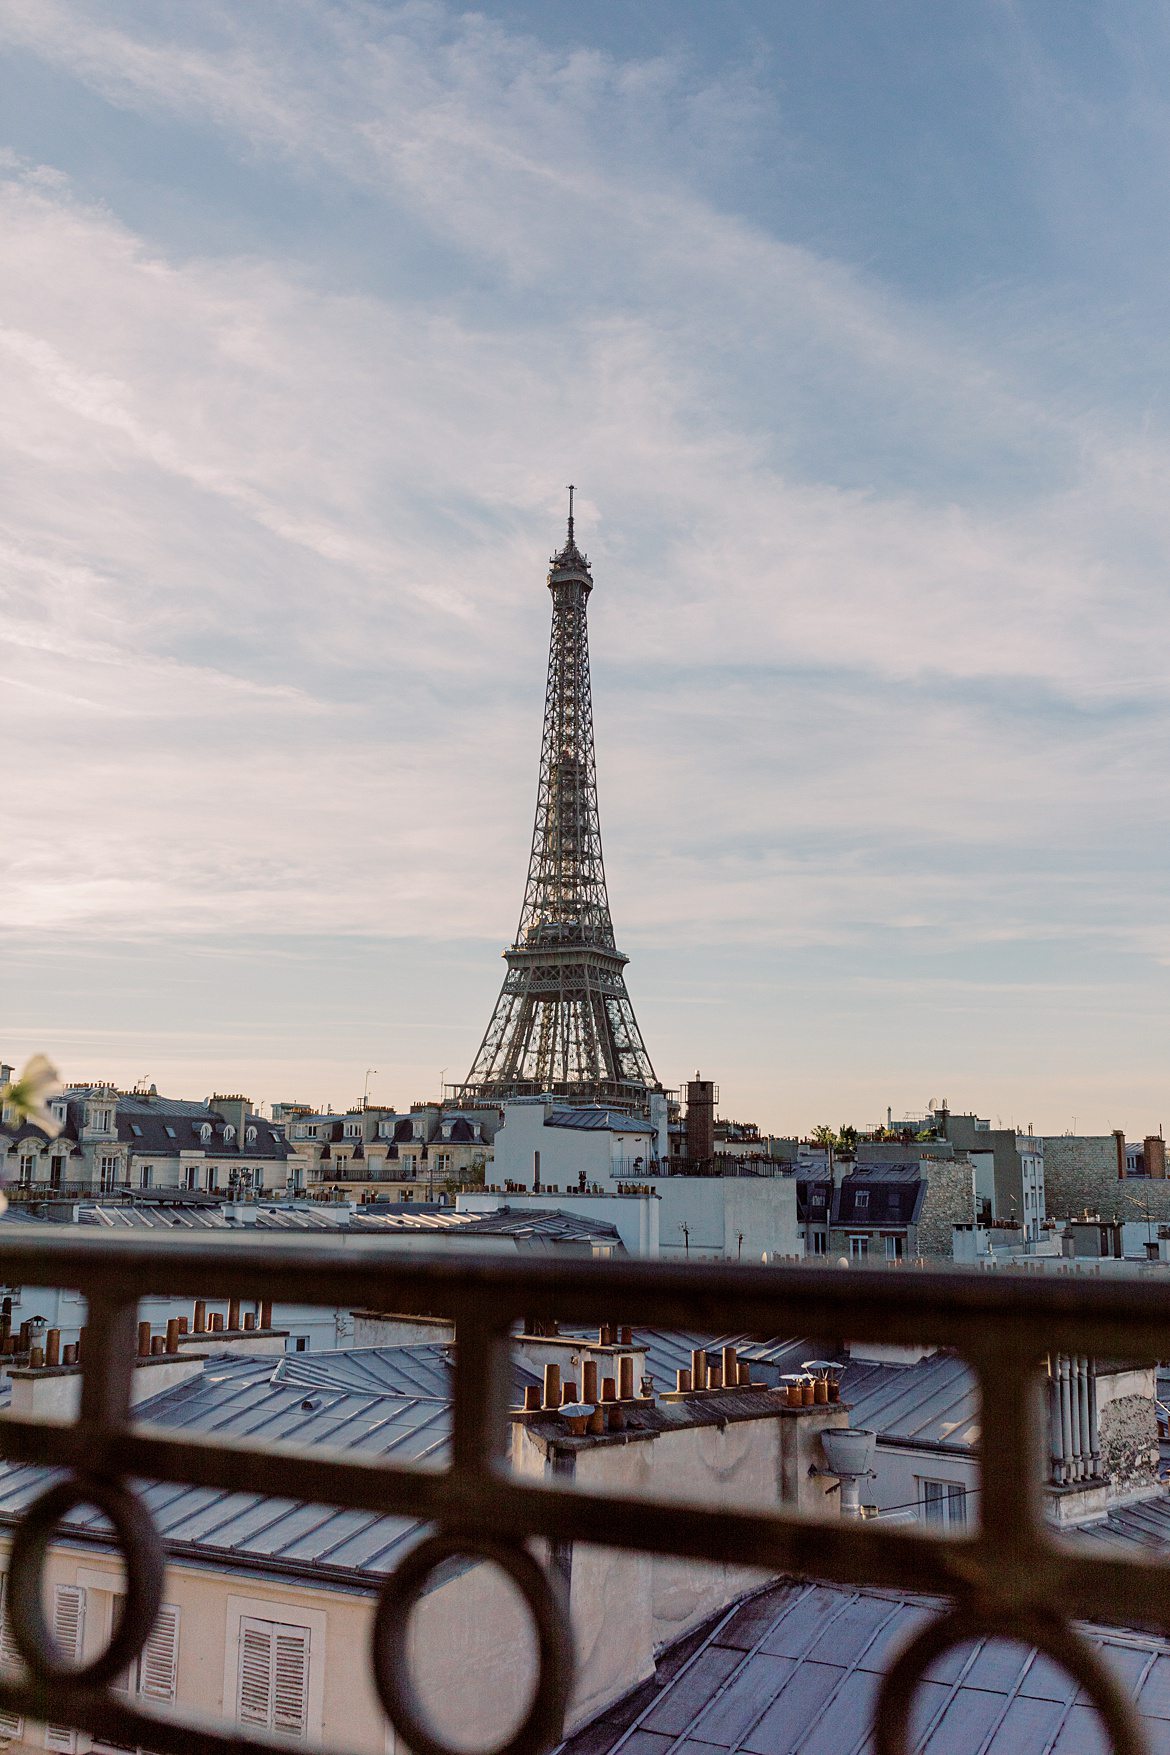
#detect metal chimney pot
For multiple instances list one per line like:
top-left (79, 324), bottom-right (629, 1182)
top-left (820, 1428), bottom-right (877, 1479)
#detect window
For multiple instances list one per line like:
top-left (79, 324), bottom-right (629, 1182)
top-left (294, 1125), bottom-right (307, 1139)
top-left (46, 1584), bottom-right (86, 1750)
top-left (0, 1574), bottom-right (24, 1740)
top-left (854, 1190), bottom-right (869, 1211)
top-left (95, 1593), bottom-right (180, 1753)
top-left (200, 1123), bottom-right (212, 1144)
top-left (100, 1156), bottom-right (119, 1193)
top-left (246, 1126), bottom-right (258, 1145)
top-left (130, 1123), bottom-right (142, 1137)
top-left (207, 1167), bottom-right (219, 1191)
top-left (164, 1125), bottom-right (176, 1139)
top-left (921, 1479), bottom-right (967, 1528)
top-left (185, 1165), bottom-right (201, 1190)
top-left (18, 1155), bottom-right (35, 1183)
top-left (139, 1165), bottom-right (153, 1189)
top-left (50, 1156), bottom-right (64, 1188)
top-left (884, 1234), bottom-right (904, 1261)
top-left (236, 1617), bottom-right (310, 1737)
top-left (810, 1231), bottom-right (828, 1256)
top-left (223, 1125), bottom-right (236, 1144)
top-left (401, 1156), bottom-right (416, 1176)
top-left (849, 1235), bottom-right (869, 1260)
top-left (95, 1109), bottom-right (111, 1132)
top-left (344, 1122), bottom-right (360, 1138)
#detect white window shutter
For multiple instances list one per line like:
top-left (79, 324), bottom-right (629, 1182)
top-left (138, 1605), bottom-right (180, 1704)
top-left (0, 1575), bottom-right (24, 1740)
top-left (237, 1619), bottom-right (273, 1729)
top-left (46, 1585), bottom-right (85, 1752)
top-left (271, 1626), bottom-right (309, 1737)
top-left (236, 1617), bottom-right (309, 1738)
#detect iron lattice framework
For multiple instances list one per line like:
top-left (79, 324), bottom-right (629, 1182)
top-left (459, 497), bottom-right (658, 1108)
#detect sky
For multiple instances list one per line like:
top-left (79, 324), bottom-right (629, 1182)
top-left (3, 2), bottom-right (1170, 1135)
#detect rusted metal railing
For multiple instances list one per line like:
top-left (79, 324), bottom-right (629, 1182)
top-left (0, 1236), bottom-right (1163, 1754)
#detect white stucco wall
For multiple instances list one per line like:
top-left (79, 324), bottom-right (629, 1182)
top-left (654, 1177), bottom-right (802, 1262)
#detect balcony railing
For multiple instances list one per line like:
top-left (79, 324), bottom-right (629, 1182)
top-left (0, 1238), bottom-right (1160, 1754)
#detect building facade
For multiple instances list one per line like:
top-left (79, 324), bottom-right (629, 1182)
top-left (0, 1082), bottom-right (302, 1201)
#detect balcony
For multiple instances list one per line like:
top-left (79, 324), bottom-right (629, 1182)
top-left (0, 1237), bottom-right (1160, 1753)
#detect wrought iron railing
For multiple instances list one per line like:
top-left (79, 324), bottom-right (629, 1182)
top-left (0, 1237), bottom-right (1162, 1754)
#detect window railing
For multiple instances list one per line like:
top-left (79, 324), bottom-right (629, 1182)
top-left (0, 1237), bottom-right (1160, 1755)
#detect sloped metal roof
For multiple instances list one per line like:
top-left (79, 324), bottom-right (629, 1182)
top-left (559, 1578), bottom-right (1170, 1755)
top-left (81, 1204), bottom-right (228, 1230)
top-left (545, 1109), bottom-right (654, 1133)
top-left (0, 1347), bottom-right (536, 1585)
top-left (839, 1354), bottom-right (980, 1451)
top-left (558, 1330), bottom-right (822, 1390)
top-left (1075, 1495), bottom-right (1170, 1554)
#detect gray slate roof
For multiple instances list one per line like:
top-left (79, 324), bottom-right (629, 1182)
top-left (560, 1578), bottom-right (1170, 1755)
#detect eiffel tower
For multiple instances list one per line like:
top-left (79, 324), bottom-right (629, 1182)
top-left (458, 491), bottom-right (659, 1108)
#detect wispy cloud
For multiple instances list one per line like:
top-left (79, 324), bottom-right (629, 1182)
top-left (2, 2), bottom-right (1169, 1125)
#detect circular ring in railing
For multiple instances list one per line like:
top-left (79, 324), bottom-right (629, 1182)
top-left (874, 1604), bottom-right (1146, 1755)
top-left (7, 1475), bottom-right (164, 1686)
top-left (371, 1529), bottom-right (574, 1755)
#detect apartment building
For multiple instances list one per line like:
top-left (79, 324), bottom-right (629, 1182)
top-left (0, 1079), bottom-right (302, 1200)
top-left (274, 1102), bottom-right (495, 1199)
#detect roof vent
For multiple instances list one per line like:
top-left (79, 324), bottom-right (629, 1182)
top-left (300, 1396), bottom-right (322, 1412)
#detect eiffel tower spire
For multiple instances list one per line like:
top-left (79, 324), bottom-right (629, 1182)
top-left (458, 496), bottom-right (659, 1107)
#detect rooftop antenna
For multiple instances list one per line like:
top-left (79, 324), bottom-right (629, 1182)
top-left (566, 483), bottom-right (575, 544)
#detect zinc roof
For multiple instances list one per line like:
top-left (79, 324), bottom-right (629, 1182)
top-left (839, 1354), bottom-right (980, 1451)
top-left (559, 1577), bottom-right (1170, 1755)
top-left (559, 1331), bottom-right (821, 1390)
top-left (0, 1346), bottom-right (539, 1585)
top-left (546, 1109), bottom-right (654, 1134)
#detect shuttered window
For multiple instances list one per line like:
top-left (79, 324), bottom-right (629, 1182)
top-left (96, 1597), bottom-right (180, 1754)
top-left (139, 1604), bottom-right (180, 1704)
top-left (237, 1618), bottom-right (310, 1738)
top-left (0, 1573), bottom-right (24, 1740)
top-left (46, 1585), bottom-right (86, 1752)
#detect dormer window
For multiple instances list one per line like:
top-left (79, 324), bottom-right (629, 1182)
top-left (164, 1125), bottom-right (176, 1139)
top-left (200, 1123), bottom-right (213, 1144)
top-left (854, 1190), bottom-right (870, 1211)
top-left (223, 1124), bottom-right (236, 1144)
top-left (246, 1126), bottom-right (257, 1146)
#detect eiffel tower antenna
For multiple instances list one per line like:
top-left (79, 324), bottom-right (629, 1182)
top-left (457, 499), bottom-right (659, 1108)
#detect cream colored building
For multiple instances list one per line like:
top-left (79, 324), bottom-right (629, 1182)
top-left (276, 1103), bottom-right (496, 1201)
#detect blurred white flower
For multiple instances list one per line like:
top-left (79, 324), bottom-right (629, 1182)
top-left (1, 1055), bottom-right (63, 1140)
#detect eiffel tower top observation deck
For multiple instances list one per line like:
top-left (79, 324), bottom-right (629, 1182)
top-left (456, 491), bottom-right (659, 1108)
